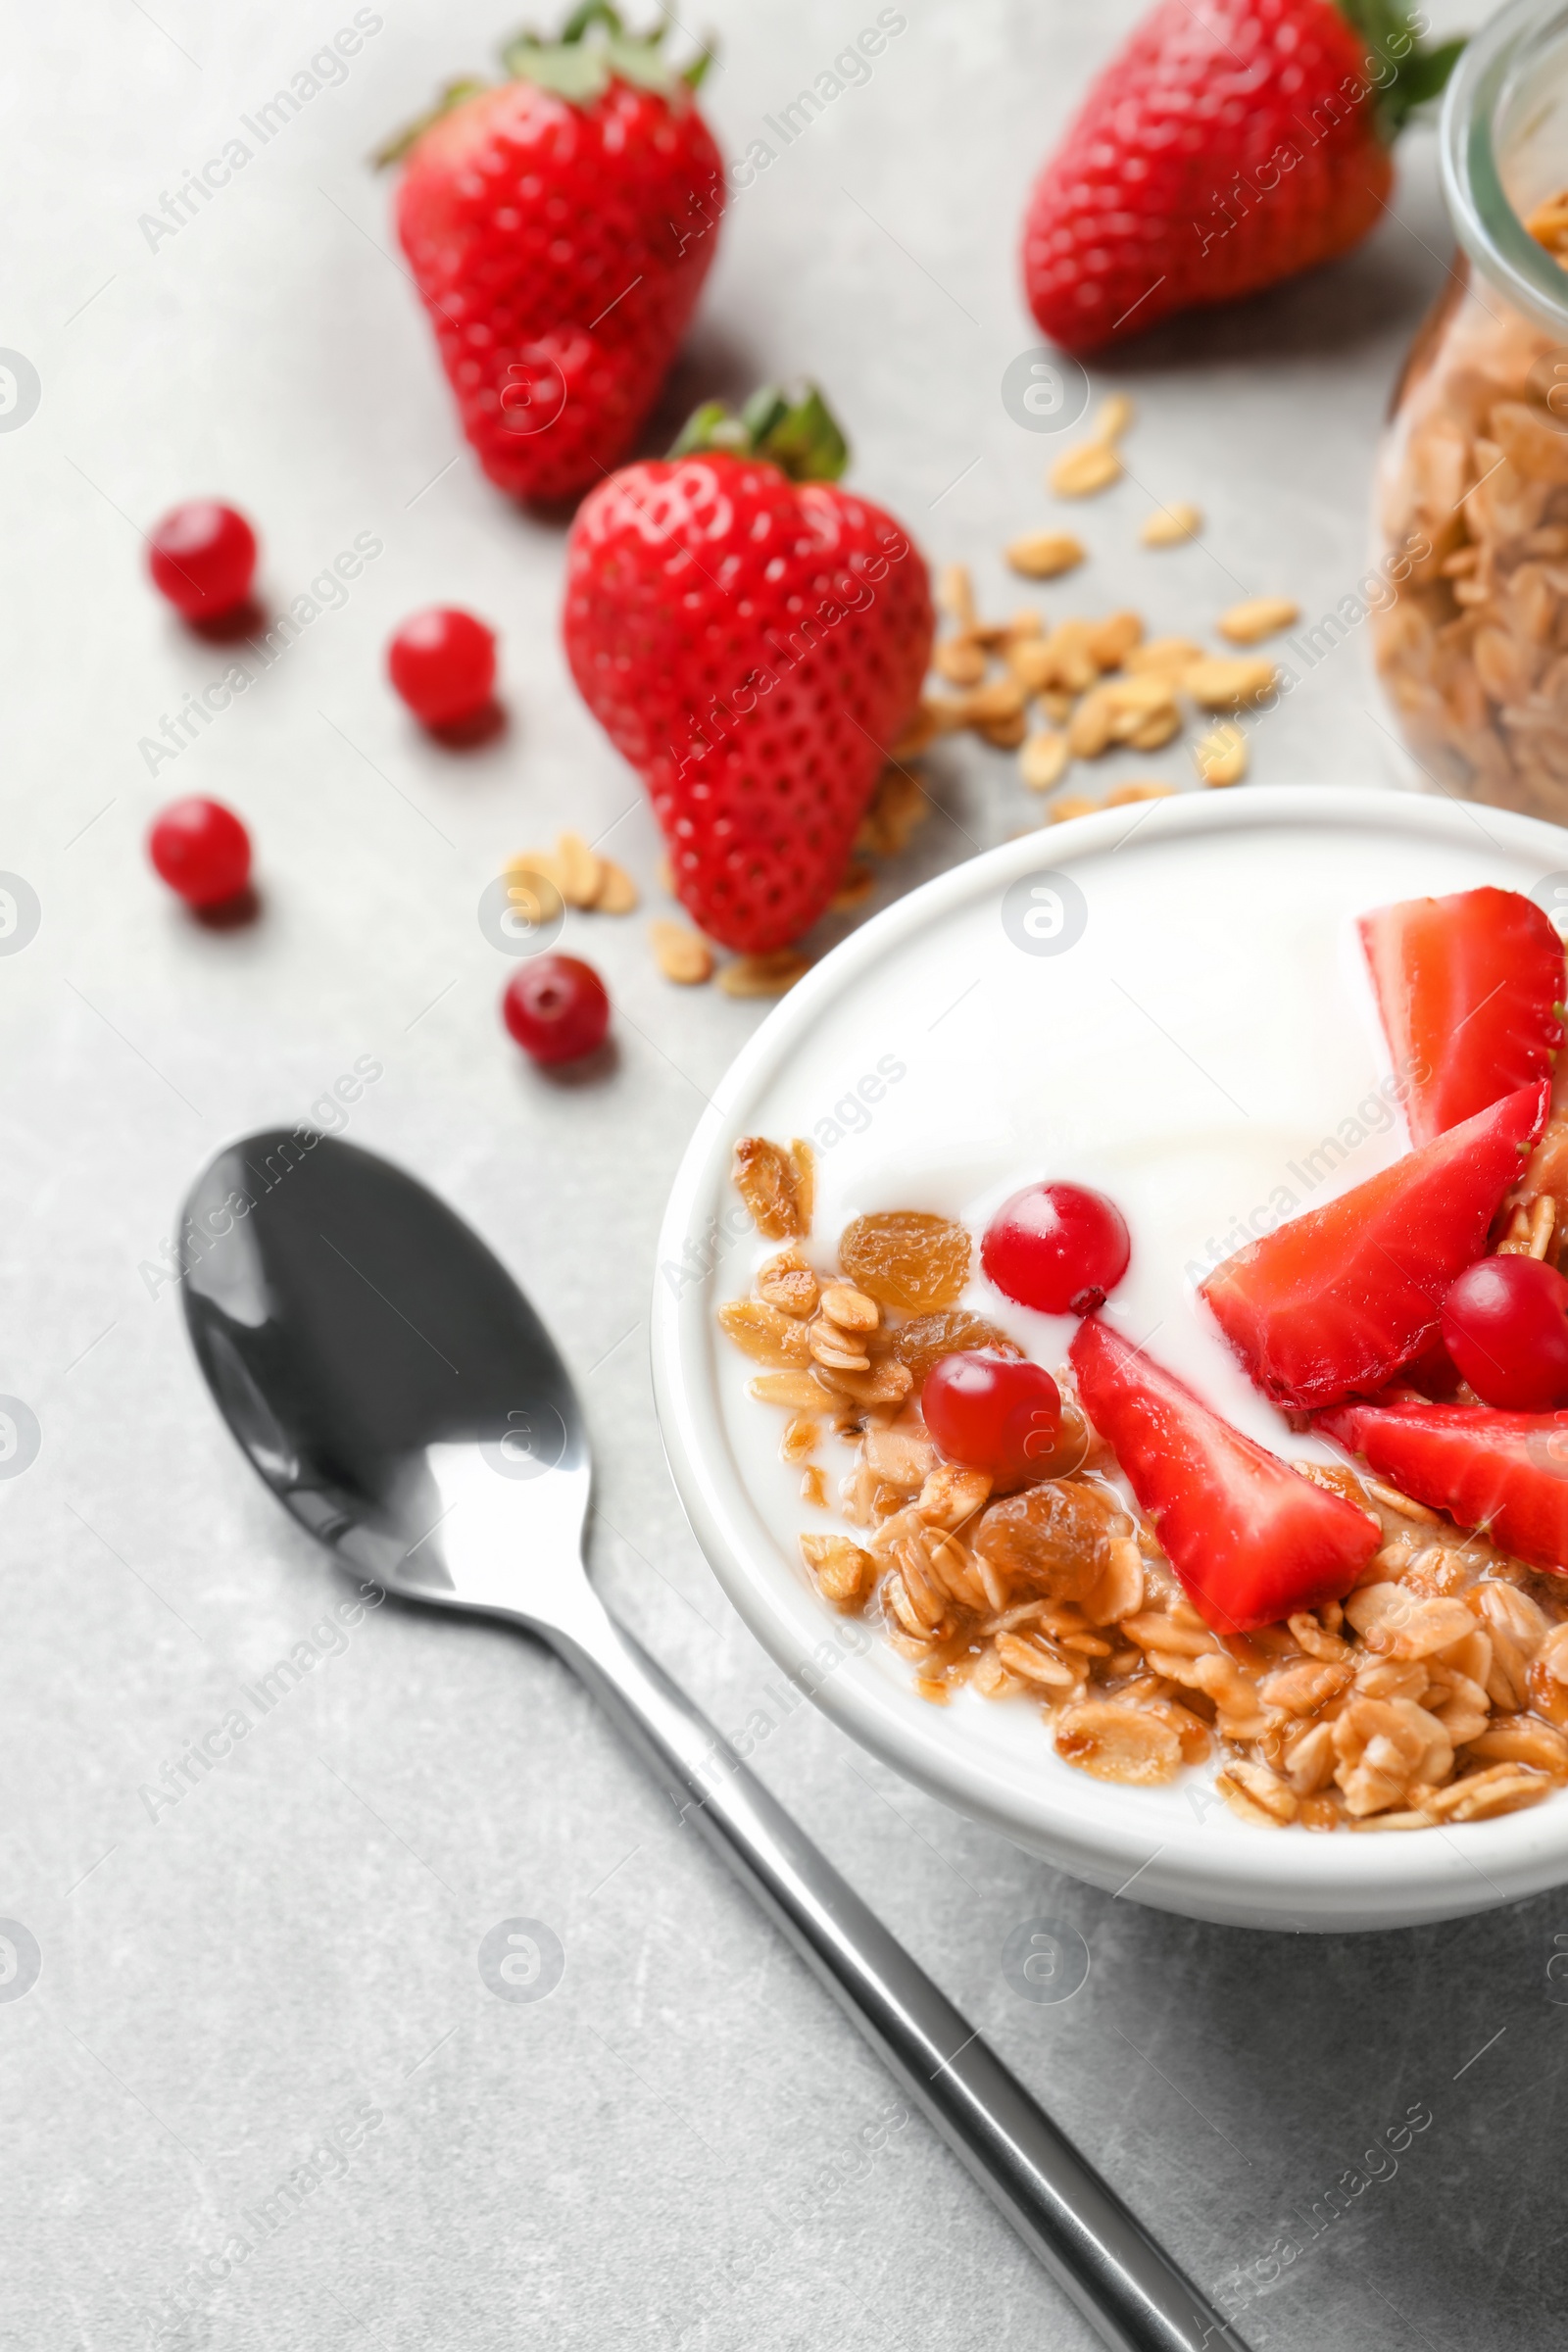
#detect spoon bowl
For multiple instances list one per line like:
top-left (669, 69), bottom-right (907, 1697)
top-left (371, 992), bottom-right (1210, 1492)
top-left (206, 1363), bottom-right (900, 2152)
top-left (179, 1126), bottom-right (1250, 2352)
top-left (182, 1130), bottom-right (590, 1618)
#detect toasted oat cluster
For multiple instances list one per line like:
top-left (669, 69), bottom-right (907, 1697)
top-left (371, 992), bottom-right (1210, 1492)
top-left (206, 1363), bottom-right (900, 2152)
top-left (1373, 192), bottom-right (1568, 817)
top-left (719, 1137), bottom-right (1568, 1833)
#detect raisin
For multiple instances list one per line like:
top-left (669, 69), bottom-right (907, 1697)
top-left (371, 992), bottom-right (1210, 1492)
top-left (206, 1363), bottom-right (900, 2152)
top-left (890, 1310), bottom-right (1022, 1384)
top-left (1019, 1402), bottom-right (1091, 1482)
top-left (733, 1136), bottom-right (812, 1240)
top-left (840, 1211), bottom-right (970, 1312)
top-left (972, 1478), bottom-right (1122, 1604)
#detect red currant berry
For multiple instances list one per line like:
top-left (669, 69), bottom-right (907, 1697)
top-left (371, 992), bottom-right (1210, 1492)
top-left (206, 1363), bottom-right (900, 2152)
top-left (921, 1351), bottom-right (1063, 1488)
top-left (147, 501), bottom-right (257, 621)
top-left (981, 1182), bottom-right (1130, 1316)
top-left (147, 798), bottom-right (252, 908)
top-left (1441, 1254), bottom-right (1568, 1410)
top-left (387, 608), bottom-right (497, 727)
top-left (502, 956), bottom-right (609, 1065)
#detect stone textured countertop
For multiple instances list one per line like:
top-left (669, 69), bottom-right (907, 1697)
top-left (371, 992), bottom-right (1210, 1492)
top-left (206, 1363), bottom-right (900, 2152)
top-left (4, 1), bottom-right (1556, 2346)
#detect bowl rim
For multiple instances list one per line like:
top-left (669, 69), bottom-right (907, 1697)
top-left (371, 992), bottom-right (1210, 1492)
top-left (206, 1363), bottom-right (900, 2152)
top-left (650, 784), bottom-right (1568, 1926)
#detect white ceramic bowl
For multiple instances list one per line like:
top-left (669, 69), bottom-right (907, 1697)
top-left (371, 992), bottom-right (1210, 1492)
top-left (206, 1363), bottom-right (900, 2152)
top-left (652, 786), bottom-right (1568, 1932)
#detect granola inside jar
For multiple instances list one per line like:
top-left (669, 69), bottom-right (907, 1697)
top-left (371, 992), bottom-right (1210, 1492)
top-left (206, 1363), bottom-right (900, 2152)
top-left (1374, 0), bottom-right (1568, 815)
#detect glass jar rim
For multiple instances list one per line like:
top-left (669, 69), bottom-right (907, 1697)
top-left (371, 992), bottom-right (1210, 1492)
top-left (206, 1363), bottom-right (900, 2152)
top-left (1442, 0), bottom-right (1568, 331)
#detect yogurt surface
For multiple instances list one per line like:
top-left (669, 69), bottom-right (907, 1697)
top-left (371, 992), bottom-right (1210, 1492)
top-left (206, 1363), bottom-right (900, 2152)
top-left (697, 803), bottom-right (1567, 1813)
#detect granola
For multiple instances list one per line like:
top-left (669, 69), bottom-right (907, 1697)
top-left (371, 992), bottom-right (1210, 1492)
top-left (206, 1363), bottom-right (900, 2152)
top-left (718, 1140), bottom-right (1568, 1831)
top-left (1372, 193), bottom-right (1568, 816)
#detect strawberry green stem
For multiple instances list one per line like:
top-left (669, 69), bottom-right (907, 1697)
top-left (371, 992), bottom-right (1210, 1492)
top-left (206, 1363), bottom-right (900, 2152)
top-left (500, 3), bottom-right (710, 102)
top-left (667, 384), bottom-right (851, 482)
top-left (373, 4), bottom-right (712, 163)
top-left (371, 78), bottom-right (489, 168)
top-left (1333, 0), bottom-right (1465, 139)
top-left (558, 0), bottom-right (626, 39)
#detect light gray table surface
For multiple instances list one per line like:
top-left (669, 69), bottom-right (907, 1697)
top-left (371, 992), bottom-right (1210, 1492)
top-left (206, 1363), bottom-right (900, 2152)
top-left (5, 1), bottom-right (1560, 2346)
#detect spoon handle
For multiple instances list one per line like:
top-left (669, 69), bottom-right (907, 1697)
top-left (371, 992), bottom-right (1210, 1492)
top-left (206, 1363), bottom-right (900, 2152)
top-left (547, 1591), bottom-right (1250, 2352)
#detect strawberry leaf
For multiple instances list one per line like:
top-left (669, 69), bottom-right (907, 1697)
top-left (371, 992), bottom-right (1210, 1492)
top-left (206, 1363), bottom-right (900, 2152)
top-left (1385, 35), bottom-right (1466, 121)
top-left (376, 5), bottom-right (713, 154)
top-left (558, 0), bottom-right (625, 37)
top-left (499, 37), bottom-right (619, 100)
top-left (668, 383), bottom-right (851, 481)
top-left (498, 6), bottom-right (711, 105)
top-left (602, 34), bottom-right (677, 92)
top-left (370, 77), bottom-right (489, 168)
top-left (667, 400), bottom-right (751, 457)
top-left (1333, 0), bottom-right (1465, 139)
top-left (745, 384), bottom-right (850, 481)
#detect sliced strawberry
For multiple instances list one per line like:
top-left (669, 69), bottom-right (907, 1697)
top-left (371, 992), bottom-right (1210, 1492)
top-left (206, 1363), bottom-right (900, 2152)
top-left (1359, 886), bottom-right (1563, 1147)
top-left (1319, 1398), bottom-right (1568, 1577)
top-left (1070, 1319), bottom-right (1380, 1633)
top-left (1200, 1082), bottom-right (1548, 1412)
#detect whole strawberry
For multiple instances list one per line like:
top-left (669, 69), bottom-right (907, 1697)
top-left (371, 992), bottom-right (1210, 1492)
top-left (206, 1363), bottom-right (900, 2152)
top-left (386, 7), bottom-right (723, 503)
top-left (1022, 0), bottom-right (1462, 354)
top-left (564, 386), bottom-right (934, 954)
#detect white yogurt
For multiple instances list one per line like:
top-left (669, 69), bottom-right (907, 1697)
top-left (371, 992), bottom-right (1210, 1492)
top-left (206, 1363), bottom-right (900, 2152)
top-left (700, 807), bottom-right (1560, 1804)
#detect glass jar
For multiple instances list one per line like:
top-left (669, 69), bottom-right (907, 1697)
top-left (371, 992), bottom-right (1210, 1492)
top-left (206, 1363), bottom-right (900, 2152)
top-left (1374, 0), bottom-right (1568, 814)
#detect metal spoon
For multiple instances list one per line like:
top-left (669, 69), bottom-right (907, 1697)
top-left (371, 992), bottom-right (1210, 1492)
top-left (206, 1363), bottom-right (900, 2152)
top-left (179, 1128), bottom-right (1250, 2352)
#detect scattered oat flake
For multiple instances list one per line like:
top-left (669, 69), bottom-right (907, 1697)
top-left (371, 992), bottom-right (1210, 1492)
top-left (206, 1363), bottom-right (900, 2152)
top-left (919, 694), bottom-right (971, 736)
top-left (890, 705), bottom-right (941, 760)
top-left (592, 858), bottom-right (639, 913)
top-left (937, 562), bottom-right (975, 627)
top-left (856, 763), bottom-right (929, 858)
top-left (1218, 596), bottom-right (1300, 645)
top-left (1184, 654), bottom-right (1276, 709)
top-left (1141, 502), bottom-right (1201, 547)
top-left (650, 919), bottom-right (712, 984)
top-left (554, 830), bottom-right (602, 907)
top-left (1067, 674), bottom-right (1178, 759)
top-left (1086, 611), bottom-right (1143, 669)
top-left (1093, 391), bottom-right (1135, 445)
top-left (1126, 709), bottom-right (1181, 751)
top-left (933, 637), bottom-right (988, 686)
top-left (719, 950), bottom-right (810, 999)
top-left (1103, 779), bottom-right (1176, 807)
top-left (1019, 731), bottom-right (1069, 791)
top-left (1004, 530), bottom-right (1085, 580)
top-left (1049, 792), bottom-right (1101, 823)
top-left (964, 675), bottom-right (1029, 723)
top-left (1194, 721), bottom-right (1248, 787)
top-left (502, 858), bottom-right (565, 925)
top-left (1066, 689), bottom-right (1116, 760)
top-left (1049, 440), bottom-right (1123, 499)
top-left (1127, 635), bottom-right (1204, 673)
top-left (1115, 672), bottom-right (1181, 718)
top-left (830, 862), bottom-right (875, 912)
